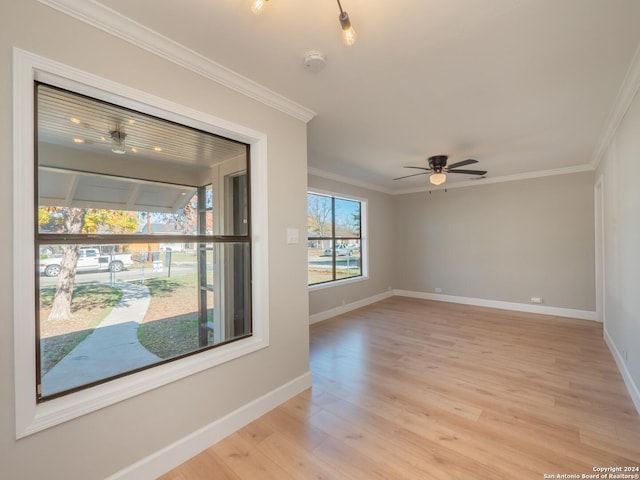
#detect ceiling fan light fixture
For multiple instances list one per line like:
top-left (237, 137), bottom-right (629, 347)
top-left (430, 172), bottom-right (446, 186)
top-left (110, 129), bottom-right (126, 154)
top-left (251, 0), bottom-right (268, 15)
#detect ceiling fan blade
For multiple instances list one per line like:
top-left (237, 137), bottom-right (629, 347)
top-left (403, 166), bottom-right (432, 171)
top-left (447, 169), bottom-right (487, 175)
top-left (447, 159), bottom-right (478, 169)
top-left (393, 172), bottom-right (429, 180)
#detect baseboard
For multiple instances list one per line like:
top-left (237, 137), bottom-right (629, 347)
top-left (604, 328), bottom-right (640, 416)
top-left (106, 371), bottom-right (313, 480)
top-left (309, 290), bottom-right (394, 324)
top-left (394, 290), bottom-right (598, 322)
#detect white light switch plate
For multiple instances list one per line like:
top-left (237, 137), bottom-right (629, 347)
top-left (287, 228), bottom-right (299, 244)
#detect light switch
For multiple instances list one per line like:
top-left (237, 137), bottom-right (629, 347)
top-left (287, 228), bottom-right (299, 244)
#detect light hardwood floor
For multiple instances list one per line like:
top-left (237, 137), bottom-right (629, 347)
top-left (159, 297), bottom-right (640, 479)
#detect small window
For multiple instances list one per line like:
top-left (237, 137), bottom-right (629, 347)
top-left (307, 192), bottom-right (365, 286)
top-left (35, 83), bottom-right (252, 400)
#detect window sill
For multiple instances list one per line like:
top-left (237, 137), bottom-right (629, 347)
top-left (308, 275), bottom-right (369, 291)
top-left (19, 335), bottom-right (268, 438)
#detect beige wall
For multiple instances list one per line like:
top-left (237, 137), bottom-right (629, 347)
top-left (308, 174), bottom-right (393, 316)
top-left (391, 172), bottom-right (596, 311)
top-left (596, 86), bottom-right (640, 402)
top-left (0, 2), bottom-right (309, 479)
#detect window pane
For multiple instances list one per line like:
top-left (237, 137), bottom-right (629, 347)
top-left (335, 239), bottom-right (361, 280)
top-left (308, 239), bottom-right (334, 285)
top-left (334, 198), bottom-right (360, 237)
top-left (307, 193), bottom-right (364, 286)
top-left (307, 193), bottom-right (333, 238)
top-left (35, 83), bottom-right (252, 402)
top-left (206, 242), bottom-right (252, 342)
top-left (38, 241), bottom-right (250, 398)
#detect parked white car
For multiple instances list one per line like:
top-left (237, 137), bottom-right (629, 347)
top-left (323, 244), bottom-right (356, 256)
top-left (39, 247), bottom-right (134, 277)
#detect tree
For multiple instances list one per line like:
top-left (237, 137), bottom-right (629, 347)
top-left (83, 210), bottom-right (138, 234)
top-left (39, 207), bottom-right (138, 321)
top-left (40, 207), bottom-right (87, 321)
top-left (351, 210), bottom-right (361, 236)
top-left (307, 195), bottom-right (332, 238)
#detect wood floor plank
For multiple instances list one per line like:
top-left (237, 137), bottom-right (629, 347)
top-left (158, 298), bottom-right (640, 479)
top-left (209, 432), bottom-right (296, 480)
top-left (256, 432), bottom-right (350, 480)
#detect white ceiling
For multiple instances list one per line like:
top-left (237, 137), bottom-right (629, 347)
top-left (37, 83), bottom-right (247, 168)
top-left (36, 83), bottom-right (243, 212)
top-left (56, 0), bottom-right (640, 192)
top-left (39, 167), bottom-right (196, 213)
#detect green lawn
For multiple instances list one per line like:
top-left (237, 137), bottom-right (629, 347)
top-left (39, 284), bottom-right (122, 375)
top-left (137, 275), bottom-right (214, 359)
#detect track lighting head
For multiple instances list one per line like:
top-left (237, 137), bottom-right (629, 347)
top-left (251, 0), bottom-right (268, 15)
top-left (339, 11), bottom-right (357, 46)
top-left (250, 0), bottom-right (356, 45)
top-left (337, 0), bottom-right (356, 46)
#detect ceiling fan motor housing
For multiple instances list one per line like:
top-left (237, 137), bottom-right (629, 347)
top-left (428, 155), bottom-right (448, 172)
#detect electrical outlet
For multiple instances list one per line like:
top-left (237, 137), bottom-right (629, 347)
top-left (531, 297), bottom-right (543, 304)
top-left (434, 287), bottom-right (442, 293)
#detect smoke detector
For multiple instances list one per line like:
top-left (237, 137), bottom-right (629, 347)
top-left (304, 51), bottom-right (326, 73)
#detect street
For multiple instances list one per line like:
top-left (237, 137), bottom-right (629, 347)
top-left (39, 262), bottom-right (198, 287)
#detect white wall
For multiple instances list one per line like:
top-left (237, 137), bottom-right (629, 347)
top-left (308, 174), bottom-right (393, 318)
top-left (0, 2), bottom-right (309, 479)
top-left (391, 172), bottom-right (596, 312)
top-left (596, 85), bottom-right (640, 411)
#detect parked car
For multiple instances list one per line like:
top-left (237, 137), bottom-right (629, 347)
top-left (39, 247), bottom-right (134, 277)
top-left (323, 244), bottom-right (356, 256)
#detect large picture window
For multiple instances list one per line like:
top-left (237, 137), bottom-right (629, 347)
top-left (35, 83), bottom-right (251, 400)
top-left (307, 192), bottom-right (364, 286)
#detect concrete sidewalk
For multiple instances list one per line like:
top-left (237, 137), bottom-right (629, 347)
top-left (42, 282), bottom-right (160, 396)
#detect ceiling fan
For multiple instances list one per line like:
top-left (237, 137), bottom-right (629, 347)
top-left (394, 155), bottom-right (487, 186)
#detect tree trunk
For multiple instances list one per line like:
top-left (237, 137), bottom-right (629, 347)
top-left (48, 208), bottom-right (86, 321)
top-left (48, 245), bottom-right (80, 321)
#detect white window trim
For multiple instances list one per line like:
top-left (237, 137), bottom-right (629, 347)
top-left (13, 48), bottom-right (270, 438)
top-left (307, 188), bottom-right (369, 289)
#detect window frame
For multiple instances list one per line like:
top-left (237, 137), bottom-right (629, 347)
top-left (13, 49), bottom-right (270, 438)
top-left (34, 83), bottom-right (253, 401)
top-left (307, 189), bottom-right (368, 289)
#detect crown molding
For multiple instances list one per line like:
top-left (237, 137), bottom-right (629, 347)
top-left (591, 41), bottom-right (640, 169)
top-left (308, 167), bottom-right (394, 195)
top-left (36, 0), bottom-right (316, 123)
top-left (309, 164), bottom-right (594, 196)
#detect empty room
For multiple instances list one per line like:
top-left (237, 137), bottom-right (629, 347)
top-left (1, 1), bottom-right (639, 479)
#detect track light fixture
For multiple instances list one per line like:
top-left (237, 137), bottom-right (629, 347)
top-left (250, 0), bottom-right (357, 46)
top-left (336, 0), bottom-right (356, 46)
top-left (251, 0), bottom-right (268, 15)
